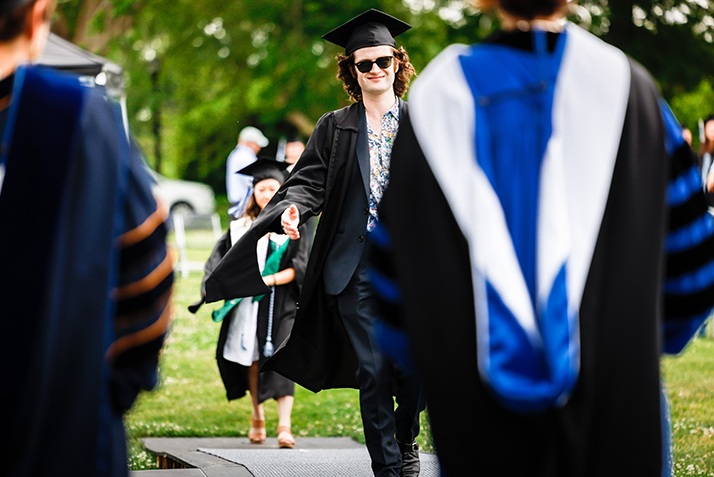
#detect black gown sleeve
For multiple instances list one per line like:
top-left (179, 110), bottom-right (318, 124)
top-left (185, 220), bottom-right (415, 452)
top-left (205, 113), bottom-right (335, 303)
top-left (260, 111), bottom-right (336, 229)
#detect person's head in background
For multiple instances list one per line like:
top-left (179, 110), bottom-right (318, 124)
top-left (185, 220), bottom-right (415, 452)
top-left (238, 126), bottom-right (269, 155)
top-left (682, 127), bottom-right (692, 147)
top-left (0, 0), bottom-right (55, 78)
top-left (284, 138), bottom-right (305, 166)
top-left (476, 0), bottom-right (569, 24)
top-left (239, 159), bottom-right (289, 220)
top-left (700, 115), bottom-right (714, 156)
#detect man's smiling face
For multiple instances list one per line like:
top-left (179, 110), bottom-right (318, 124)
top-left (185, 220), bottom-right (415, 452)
top-left (352, 45), bottom-right (398, 99)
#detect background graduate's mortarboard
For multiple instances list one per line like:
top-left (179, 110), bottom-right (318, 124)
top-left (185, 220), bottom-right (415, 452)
top-left (238, 158), bottom-right (290, 186)
top-left (322, 9), bottom-right (411, 56)
top-left (0, 0), bottom-right (33, 15)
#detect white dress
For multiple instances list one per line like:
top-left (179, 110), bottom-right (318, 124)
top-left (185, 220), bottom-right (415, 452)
top-left (222, 217), bottom-right (268, 366)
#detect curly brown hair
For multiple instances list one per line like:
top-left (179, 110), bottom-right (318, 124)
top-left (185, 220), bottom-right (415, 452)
top-left (336, 46), bottom-right (416, 103)
top-left (477, 0), bottom-right (568, 19)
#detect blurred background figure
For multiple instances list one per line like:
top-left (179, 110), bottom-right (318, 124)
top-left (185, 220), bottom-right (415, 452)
top-left (280, 135), bottom-right (320, 245)
top-left (682, 126), bottom-right (692, 146)
top-left (699, 115), bottom-right (714, 188)
top-left (283, 136), bottom-right (305, 173)
top-left (226, 125), bottom-right (269, 218)
top-left (368, 0), bottom-right (714, 476)
top-left (0, 0), bottom-right (172, 475)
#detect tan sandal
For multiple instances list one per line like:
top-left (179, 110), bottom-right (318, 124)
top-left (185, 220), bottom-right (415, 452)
top-left (277, 426), bottom-right (295, 449)
top-left (248, 419), bottom-right (266, 444)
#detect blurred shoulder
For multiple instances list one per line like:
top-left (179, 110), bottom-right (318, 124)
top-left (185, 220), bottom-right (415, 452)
top-left (411, 44), bottom-right (472, 94)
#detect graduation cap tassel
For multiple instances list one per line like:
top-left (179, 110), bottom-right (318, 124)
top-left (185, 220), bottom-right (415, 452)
top-left (263, 287), bottom-right (275, 357)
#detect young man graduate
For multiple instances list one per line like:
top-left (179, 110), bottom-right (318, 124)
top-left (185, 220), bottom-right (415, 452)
top-left (367, 0), bottom-right (714, 475)
top-left (203, 9), bottom-right (425, 477)
top-left (0, 0), bottom-right (172, 475)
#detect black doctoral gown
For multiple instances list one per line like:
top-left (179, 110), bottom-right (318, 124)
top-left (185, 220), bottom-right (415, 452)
top-left (2, 65), bottom-right (171, 477)
top-left (372, 26), bottom-right (714, 477)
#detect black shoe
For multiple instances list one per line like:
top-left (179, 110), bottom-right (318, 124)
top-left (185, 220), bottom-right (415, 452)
top-left (398, 439), bottom-right (420, 477)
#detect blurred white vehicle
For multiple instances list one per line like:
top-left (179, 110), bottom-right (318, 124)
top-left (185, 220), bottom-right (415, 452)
top-left (148, 169), bottom-right (216, 216)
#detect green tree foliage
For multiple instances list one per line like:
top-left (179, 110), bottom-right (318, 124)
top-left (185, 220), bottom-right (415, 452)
top-left (52, 1), bottom-right (714, 190)
top-left (671, 80), bottom-right (714, 148)
top-left (603, 1), bottom-right (714, 98)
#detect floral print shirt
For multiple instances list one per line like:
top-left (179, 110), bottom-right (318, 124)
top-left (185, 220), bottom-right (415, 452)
top-left (366, 101), bottom-right (400, 231)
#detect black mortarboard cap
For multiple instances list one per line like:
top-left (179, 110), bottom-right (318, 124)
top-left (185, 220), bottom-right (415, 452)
top-left (0, 0), bottom-right (32, 16)
top-left (238, 158), bottom-right (290, 186)
top-left (322, 9), bottom-right (411, 56)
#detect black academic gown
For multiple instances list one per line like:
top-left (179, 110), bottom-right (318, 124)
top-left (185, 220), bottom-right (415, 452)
top-left (376, 40), bottom-right (712, 477)
top-left (2, 66), bottom-right (166, 477)
top-left (213, 228), bottom-right (310, 402)
top-left (205, 100), bottom-right (406, 392)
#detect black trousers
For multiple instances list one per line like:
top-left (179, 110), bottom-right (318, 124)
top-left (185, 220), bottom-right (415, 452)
top-left (335, 257), bottom-right (425, 477)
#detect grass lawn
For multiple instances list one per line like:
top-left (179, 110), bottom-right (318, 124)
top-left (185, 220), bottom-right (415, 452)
top-left (127, 228), bottom-right (714, 475)
top-left (126, 271), bottom-right (433, 470)
top-left (664, 338), bottom-right (714, 476)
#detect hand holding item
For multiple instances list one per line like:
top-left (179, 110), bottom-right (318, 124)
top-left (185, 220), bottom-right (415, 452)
top-left (281, 204), bottom-right (301, 239)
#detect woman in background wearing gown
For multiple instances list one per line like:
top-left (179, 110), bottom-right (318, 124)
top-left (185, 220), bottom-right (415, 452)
top-left (213, 159), bottom-right (309, 449)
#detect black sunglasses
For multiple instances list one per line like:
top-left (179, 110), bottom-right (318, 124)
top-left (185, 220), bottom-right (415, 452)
top-left (354, 56), bottom-right (394, 73)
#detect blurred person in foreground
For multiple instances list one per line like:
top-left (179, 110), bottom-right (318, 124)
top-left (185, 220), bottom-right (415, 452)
top-left (202, 9), bottom-right (425, 477)
top-left (367, 0), bottom-right (714, 476)
top-left (0, 0), bottom-right (173, 475)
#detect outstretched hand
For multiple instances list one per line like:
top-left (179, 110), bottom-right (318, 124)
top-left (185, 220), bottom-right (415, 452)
top-left (281, 204), bottom-right (301, 239)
